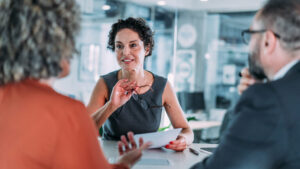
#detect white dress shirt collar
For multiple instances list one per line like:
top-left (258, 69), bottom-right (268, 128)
top-left (272, 60), bottom-right (299, 81)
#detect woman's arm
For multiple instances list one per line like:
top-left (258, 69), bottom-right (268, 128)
top-left (87, 78), bottom-right (115, 128)
top-left (162, 81), bottom-right (194, 151)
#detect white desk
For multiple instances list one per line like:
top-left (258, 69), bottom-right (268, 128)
top-left (188, 121), bottom-right (221, 130)
top-left (100, 139), bottom-right (217, 169)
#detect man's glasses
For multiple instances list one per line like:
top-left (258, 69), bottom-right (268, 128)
top-left (241, 29), bottom-right (281, 44)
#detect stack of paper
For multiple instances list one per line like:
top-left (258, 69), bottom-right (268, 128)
top-left (133, 128), bottom-right (182, 148)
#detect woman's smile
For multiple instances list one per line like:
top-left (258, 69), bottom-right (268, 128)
top-left (122, 58), bottom-right (135, 64)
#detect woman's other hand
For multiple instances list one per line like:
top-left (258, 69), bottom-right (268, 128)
top-left (165, 135), bottom-right (187, 152)
top-left (117, 132), bottom-right (151, 168)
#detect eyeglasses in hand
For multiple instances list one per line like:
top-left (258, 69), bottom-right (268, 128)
top-left (131, 85), bottom-right (163, 110)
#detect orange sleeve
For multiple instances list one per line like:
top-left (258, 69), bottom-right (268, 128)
top-left (111, 164), bottom-right (130, 169)
top-left (52, 101), bottom-right (114, 169)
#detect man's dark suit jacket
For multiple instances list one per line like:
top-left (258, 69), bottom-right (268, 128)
top-left (191, 61), bottom-right (300, 169)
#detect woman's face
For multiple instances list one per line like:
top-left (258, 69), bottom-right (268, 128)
top-left (114, 28), bottom-right (149, 71)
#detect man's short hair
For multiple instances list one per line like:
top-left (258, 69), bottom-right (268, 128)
top-left (259, 0), bottom-right (300, 51)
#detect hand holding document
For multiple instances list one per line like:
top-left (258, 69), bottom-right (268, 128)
top-left (134, 128), bottom-right (182, 149)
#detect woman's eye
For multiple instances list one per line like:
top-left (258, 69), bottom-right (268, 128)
top-left (130, 43), bottom-right (137, 48)
top-left (116, 44), bottom-right (123, 49)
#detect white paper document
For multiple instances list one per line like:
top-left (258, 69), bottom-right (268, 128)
top-left (134, 128), bottom-right (182, 149)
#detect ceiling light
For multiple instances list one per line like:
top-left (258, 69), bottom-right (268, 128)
top-left (102, 5), bottom-right (111, 11)
top-left (205, 53), bottom-right (210, 60)
top-left (200, 0), bottom-right (208, 2)
top-left (157, 1), bottom-right (166, 6)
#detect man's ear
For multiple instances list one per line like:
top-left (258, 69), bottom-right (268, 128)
top-left (263, 30), bottom-right (277, 55)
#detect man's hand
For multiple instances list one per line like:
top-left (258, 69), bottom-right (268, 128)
top-left (238, 68), bottom-right (257, 95)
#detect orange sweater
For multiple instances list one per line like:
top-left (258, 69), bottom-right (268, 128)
top-left (0, 79), bottom-right (127, 169)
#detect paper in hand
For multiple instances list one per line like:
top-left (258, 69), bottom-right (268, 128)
top-left (134, 128), bottom-right (182, 148)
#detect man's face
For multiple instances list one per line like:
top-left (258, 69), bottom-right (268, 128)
top-left (248, 18), bottom-right (268, 80)
top-left (248, 41), bottom-right (267, 80)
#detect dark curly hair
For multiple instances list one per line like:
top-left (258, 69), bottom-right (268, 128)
top-left (0, 0), bottom-right (80, 85)
top-left (107, 17), bottom-right (154, 57)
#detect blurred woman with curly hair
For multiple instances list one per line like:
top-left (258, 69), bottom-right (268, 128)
top-left (87, 17), bottom-right (193, 152)
top-left (0, 0), bottom-right (149, 169)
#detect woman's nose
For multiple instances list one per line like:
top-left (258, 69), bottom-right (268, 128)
top-left (122, 46), bottom-right (130, 56)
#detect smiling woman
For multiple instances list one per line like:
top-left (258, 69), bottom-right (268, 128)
top-left (114, 28), bottom-right (149, 71)
top-left (87, 17), bottom-right (194, 152)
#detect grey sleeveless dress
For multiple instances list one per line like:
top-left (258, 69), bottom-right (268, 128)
top-left (102, 70), bottom-right (167, 140)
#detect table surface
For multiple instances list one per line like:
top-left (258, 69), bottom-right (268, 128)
top-left (100, 139), bottom-right (217, 169)
top-left (188, 121), bottom-right (221, 130)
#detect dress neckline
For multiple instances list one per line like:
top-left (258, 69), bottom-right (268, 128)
top-left (115, 70), bottom-right (155, 96)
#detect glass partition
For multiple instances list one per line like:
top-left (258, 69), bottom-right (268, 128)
top-left (55, 0), bottom-right (257, 142)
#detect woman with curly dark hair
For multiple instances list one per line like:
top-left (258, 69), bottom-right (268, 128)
top-left (0, 1), bottom-right (149, 169)
top-left (87, 17), bottom-right (194, 152)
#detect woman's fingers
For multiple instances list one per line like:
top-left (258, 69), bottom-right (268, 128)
top-left (138, 137), bottom-right (144, 147)
top-left (119, 132), bottom-right (149, 156)
top-left (111, 79), bottom-right (137, 108)
top-left (118, 141), bottom-right (125, 155)
top-left (116, 79), bottom-right (129, 88)
top-left (165, 141), bottom-right (187, 151)
top-left (127, 131), bottom-right (137, 149)
top-left (117, 141), bottom-right (151, 168)
top-left (139, 141), bottom-right (152, 151)
top-left (117, 80), bottom-right (138, 98)
top-left (165, 137), bottom-right (187, 151)
top-left (166, 143), bottom-right (187, 151)
top-left (121, 135), bottom-right (130, 152)
top-left (119, 80), bottom-right (136, 90)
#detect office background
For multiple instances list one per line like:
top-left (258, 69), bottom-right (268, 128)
top-left (53, 0), bottom-right (265, 142)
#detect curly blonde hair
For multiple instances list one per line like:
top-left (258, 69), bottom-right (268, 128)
top-left (0, 0), bottom-right (80, 85)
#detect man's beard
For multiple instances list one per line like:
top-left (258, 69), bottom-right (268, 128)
top-left (248, 46), bottom-right (267, 80)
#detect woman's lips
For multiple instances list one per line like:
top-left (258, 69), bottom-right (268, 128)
top-left (122, 59), bottom-right (134, 64)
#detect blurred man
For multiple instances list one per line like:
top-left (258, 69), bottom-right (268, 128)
top-left (191, 0), bottom-right (300, 168)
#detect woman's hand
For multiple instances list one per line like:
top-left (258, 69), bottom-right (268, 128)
top-left (238, 68), bottom-right (257, 95)
top-left (165, 135), bottom-right (187, 152)
top-left (117, 132), bottom-right (151, 168)
top-left (110, 79), bottom-right (137, 110)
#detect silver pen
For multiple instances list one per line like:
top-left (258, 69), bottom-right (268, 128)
top-left (189, 147), bottom-right (199, 156)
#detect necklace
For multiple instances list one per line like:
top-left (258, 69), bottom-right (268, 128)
top-left (118, 70), bottom-right (153, 94)
top-left (135, 72), bottom-right (153, 94)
